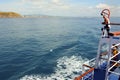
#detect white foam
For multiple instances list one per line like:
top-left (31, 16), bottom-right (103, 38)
top-left (20, 55), bottom-right (88, 80)
top-left (50, 49), bottom-right (53, 52)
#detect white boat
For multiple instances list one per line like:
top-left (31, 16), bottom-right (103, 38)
top-left (74, 9), bottom-right (120, 80)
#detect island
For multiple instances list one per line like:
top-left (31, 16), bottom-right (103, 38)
top-left (0, 12), bottom-right (23, 18)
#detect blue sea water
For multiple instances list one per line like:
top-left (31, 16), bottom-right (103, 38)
top-left (0, 17), bottom-right (120, 80)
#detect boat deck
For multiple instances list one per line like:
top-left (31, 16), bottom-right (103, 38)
top-left (94, 68), bottom-right (120, 80)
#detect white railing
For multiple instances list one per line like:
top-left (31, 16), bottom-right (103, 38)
top-left (110, 52), bottom-right (120, 60)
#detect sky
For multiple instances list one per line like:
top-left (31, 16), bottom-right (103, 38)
top-left (0, 0), bottom-right (120, 17)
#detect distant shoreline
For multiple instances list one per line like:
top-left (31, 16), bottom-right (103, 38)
top-left (0, 12), bottom-right (120, 18)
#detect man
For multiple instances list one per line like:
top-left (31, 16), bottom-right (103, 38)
top-left (101, 13), bottom-right (111, 37)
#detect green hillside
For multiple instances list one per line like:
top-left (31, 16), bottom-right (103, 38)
top-left (0, 12), bottom-right (22, 18)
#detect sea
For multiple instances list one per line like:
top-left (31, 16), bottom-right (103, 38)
top-left (0, 17), bottom-right (120, 80)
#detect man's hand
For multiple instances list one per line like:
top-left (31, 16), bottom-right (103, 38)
top-left (102, 22), bottom-right (105, 24)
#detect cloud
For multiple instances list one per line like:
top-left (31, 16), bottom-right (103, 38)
top-left (20, 0), bottom-right (71, 16)
top-left (0, 0), bottom-right (97, 17)
top-left (1, 0), bottom-right (120, 17)
top-left (22, 0), bottom-right (70, 9)
top-left (51, 0), bottom-right (65, 7)
top-left (52, 0), bottom-right (59, 3)
top-left (96, 3), bottom-right (111, 9)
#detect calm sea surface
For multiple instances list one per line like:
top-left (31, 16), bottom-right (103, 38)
top-left (0, 17), bottom-right (120, 80)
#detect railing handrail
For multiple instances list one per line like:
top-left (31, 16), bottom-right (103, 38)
top-left (74, 68), bottom-right (94, 80)
top-left (109, 71), bottom-right (120, 76)
top-left (111, 43), bottom-right (120, 48)
top-left (110, 51), bottom-right (120, 60)
top-left (74, 64), bottom-right (94, 80)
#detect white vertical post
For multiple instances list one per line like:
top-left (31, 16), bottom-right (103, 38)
top-left (95, 37), bottom-right (102, 69)
top-left (105, 37), bottom-right (112, 80)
